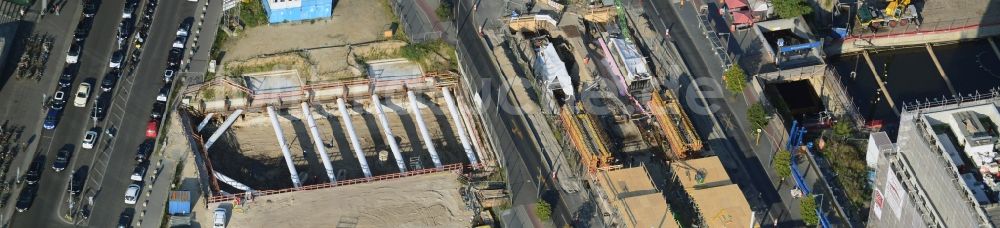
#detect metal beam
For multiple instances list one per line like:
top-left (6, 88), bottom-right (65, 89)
top-left (214, 172), bottom-right (253, 192)
top-left (372, 94), bottom-right (407, 173)
top-left (442, 87), bottom-right (478, 166)
top-left (301, 102), bottom-right (337, 182)
top-left (204, 109), bottom-right (244, 149)
top-left (408, 91), bottom-right (442, 168)
top-left (266, 106), bottom-right (302, 188)
top-left (339, 98), bottom-right (373, 178)
top-left (196, 113), bottom-right (216, 132)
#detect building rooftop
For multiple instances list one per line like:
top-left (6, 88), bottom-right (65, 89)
top-left (670, 156), bottom-right (732, 189)
top-left (668, 157), bottom-right (751, 228)
top-left (597, 166), bottom-right (678, 228)
top-left (868, 97), bottom-right (1000, 227)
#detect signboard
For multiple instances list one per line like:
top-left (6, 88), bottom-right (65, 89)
top-left (884, 168), bottom-right (906, 220)
top-left (872, 188), bottom-right (884, 219)
top-left (223, 0), bottom-right (239, 11)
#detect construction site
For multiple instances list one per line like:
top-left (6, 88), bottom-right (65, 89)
top-left (492, 1), bottom-right (752, 227)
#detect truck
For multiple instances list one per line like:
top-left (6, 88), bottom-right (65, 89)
top-left (168, 191), bottom-right (192, 227)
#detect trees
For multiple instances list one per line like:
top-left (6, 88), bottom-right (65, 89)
top-left (535, 199), bottom-right (552, 221)
top-left (747, 102), bottom-right (769, 129)
top-left (773, 0), bottom-right (814, 19)
top-left (800, 195), bottom-right (819, 226)
top-left (774, 149), bottom-right (791, 179)
top-left (436, 1), bottom-right (454, 20)
top-left (832, 121), bottom-right (852, 139)
top-left (724, 64), bottom-right (747, 94)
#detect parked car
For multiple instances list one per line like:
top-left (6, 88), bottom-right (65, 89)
top-left (145, 120), bottom-right (158, 138)
top-left (109, 51), bottom-right (124, 68)
top-left (50, 99), bottom-right (65, 110)
top-left (82, 130), bottom-right (98, 149)
top-left (54, 90), bottom-right (66, 101)
top-left (130, 165), bottom-right (146, 181)
top-left (52, 146), bottom-right (72, 172)
top-left (82, 1), bottom-right (97, 17)
top-left (66, 42), bottom-right (81, 64)
top-left (168, 48), bottom-right (183, 66)
top-left (59, 67), bottom-right (75, 88)
top-left (74, 82), bottom-right (91, 107)
top-left (43, 108), bottom-right (60, 130)
top-left (177, 18), bottom-right (192, 37)
top-left (68, 169), bottom-right (85, 195)
top-left (151, 102), bottom-right (164, 119)
top-left (156, 86), bottom-right (169, 102)
top-left (172, 36), bottom-right (187, 49)
top-left (74, 19), bottom-right (91, 42)
top-left (117, 210), bottom-right (133, 228)
top-left (163, 69), bottom-right (174, 83)
top-left (92, 96), bottom-right (108, 121)
top-left (15, 184), bottom-right (37, 212)
top-left (101, 72), bottom-right (118, 92)
top-left (25, 156), bottom-right (44, 184)
top-left (214, 207), bottom-right (227, 228)
top-left (122, 1), bottom-right (136, 18)
top-left (124, 184), bottom-right (140, 204)
top-left (136, 139), bottom-right (153, 162)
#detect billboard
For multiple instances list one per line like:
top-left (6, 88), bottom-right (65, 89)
top-left (884, 168), bottom-right (907, 220)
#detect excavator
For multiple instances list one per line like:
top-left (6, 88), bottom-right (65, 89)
top-left (857, 0), bottom-right (920, 29)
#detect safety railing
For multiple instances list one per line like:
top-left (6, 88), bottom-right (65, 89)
top-left (207, 163), bottom-right (475, 203)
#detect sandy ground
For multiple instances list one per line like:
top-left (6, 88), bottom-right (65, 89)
top-left (219, 172), bottom-right (473, 228)
top-left (205, 93), bottom-right (467, 189)
top-left (222, 0), bottom-right (392, 62)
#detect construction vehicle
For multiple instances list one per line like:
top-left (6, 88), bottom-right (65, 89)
top-left (857, 0), bottom-right (920, 29)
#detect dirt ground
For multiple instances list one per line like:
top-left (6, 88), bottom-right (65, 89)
top-left (222, 0), bottom-right (392, 62)
top-left (208, 172), bottom-right (472, 228)
top-left (203, 92), bottom-right (468, 190)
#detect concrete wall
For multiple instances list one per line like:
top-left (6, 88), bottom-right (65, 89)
top-left (827, 24), bottom-right (1000, 55)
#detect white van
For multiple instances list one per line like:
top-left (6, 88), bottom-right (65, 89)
top-left (124, 184), bottom-right (140, 204)
top-left (213, 207), bottom-right (227, 228)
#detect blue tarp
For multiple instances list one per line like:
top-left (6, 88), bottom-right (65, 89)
top-left (261, 0), bottom-right (334, 24)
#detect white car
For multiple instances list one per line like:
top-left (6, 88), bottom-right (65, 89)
top-left (214, 207), bottom-right (227, 228)
top-left (109, 51), bottom-right (123, 68)
top-left (66, 44), bottom-right (80, 64)
top-left (81, 130), bottom-right (97, 149)
top-left (73, 83), bottom-right (91, 107)
top-left (130, 165), bottom-right (146, 181)
top-left (172, 36), bottom-right (186, 49)
top-left (53, 90), bottom-right (66, 101)
top-left (124, 184), bottom-right (140, 205)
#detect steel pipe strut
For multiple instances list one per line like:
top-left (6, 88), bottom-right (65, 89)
top-left (372, 94), bottom-right (407, 173)
top-left (196, 113), bottom-right (215, 132)
top-left (214, 172), bottom-right (253, 191)
top-left (442, 87), bottom-right (478, 166)
top-left (204, 109), bottom-right (243, 149)
top-left (339, 98), bottom-right (373, 178)
top-left (408, 91), bottom-right (443, 168)
top-left (267, 106), bottom-right (302, 188)
top-left (301, 102), bottom-right (337, 182)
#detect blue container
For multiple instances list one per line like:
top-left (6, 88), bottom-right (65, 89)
top-left (168, 191), bottom-right (191, 215)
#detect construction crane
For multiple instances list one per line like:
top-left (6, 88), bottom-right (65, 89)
top-left (857, 0), bottom-right (919, 28)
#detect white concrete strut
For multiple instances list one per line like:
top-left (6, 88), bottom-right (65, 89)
top-left (204, 109), bottom-right (243, 149)
top-left (442, 87), bottom-right (478, 166)
top-left (372, 94), bottom-right (407, 173)
top-left (338, 98), bottom-right (373, 178)
top-left (301, 102), bottom-right (337, 183)
top-left (408, 91), bottom-right (443, 168)
top-left (266, 106), bottom-right (302, 188)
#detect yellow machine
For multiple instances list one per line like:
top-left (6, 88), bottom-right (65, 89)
top-left (858, 0), bottom-right (920, 28)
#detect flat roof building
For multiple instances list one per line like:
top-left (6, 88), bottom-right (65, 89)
top-left (596, 166), bottom-right (678, 228)
top-left (867, 96), bottom-right (1000, 227)
top-left (669, 157), bottom-right (753, 228)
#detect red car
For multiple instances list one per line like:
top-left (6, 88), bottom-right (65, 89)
top-left (145, 120), bottom-right (158, 138)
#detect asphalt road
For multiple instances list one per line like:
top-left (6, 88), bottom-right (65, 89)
top-left (6, 0), bottom-right (194, 226)
top-left (8, 0), bottom-right (129, 226)
top-left (454, 0), bottom-right (578, 227)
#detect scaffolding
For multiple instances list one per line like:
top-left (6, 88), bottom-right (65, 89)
top-left (649, 90), bottom-right (703, 159)
top-left (559, 105), bottom-right (613, 173)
